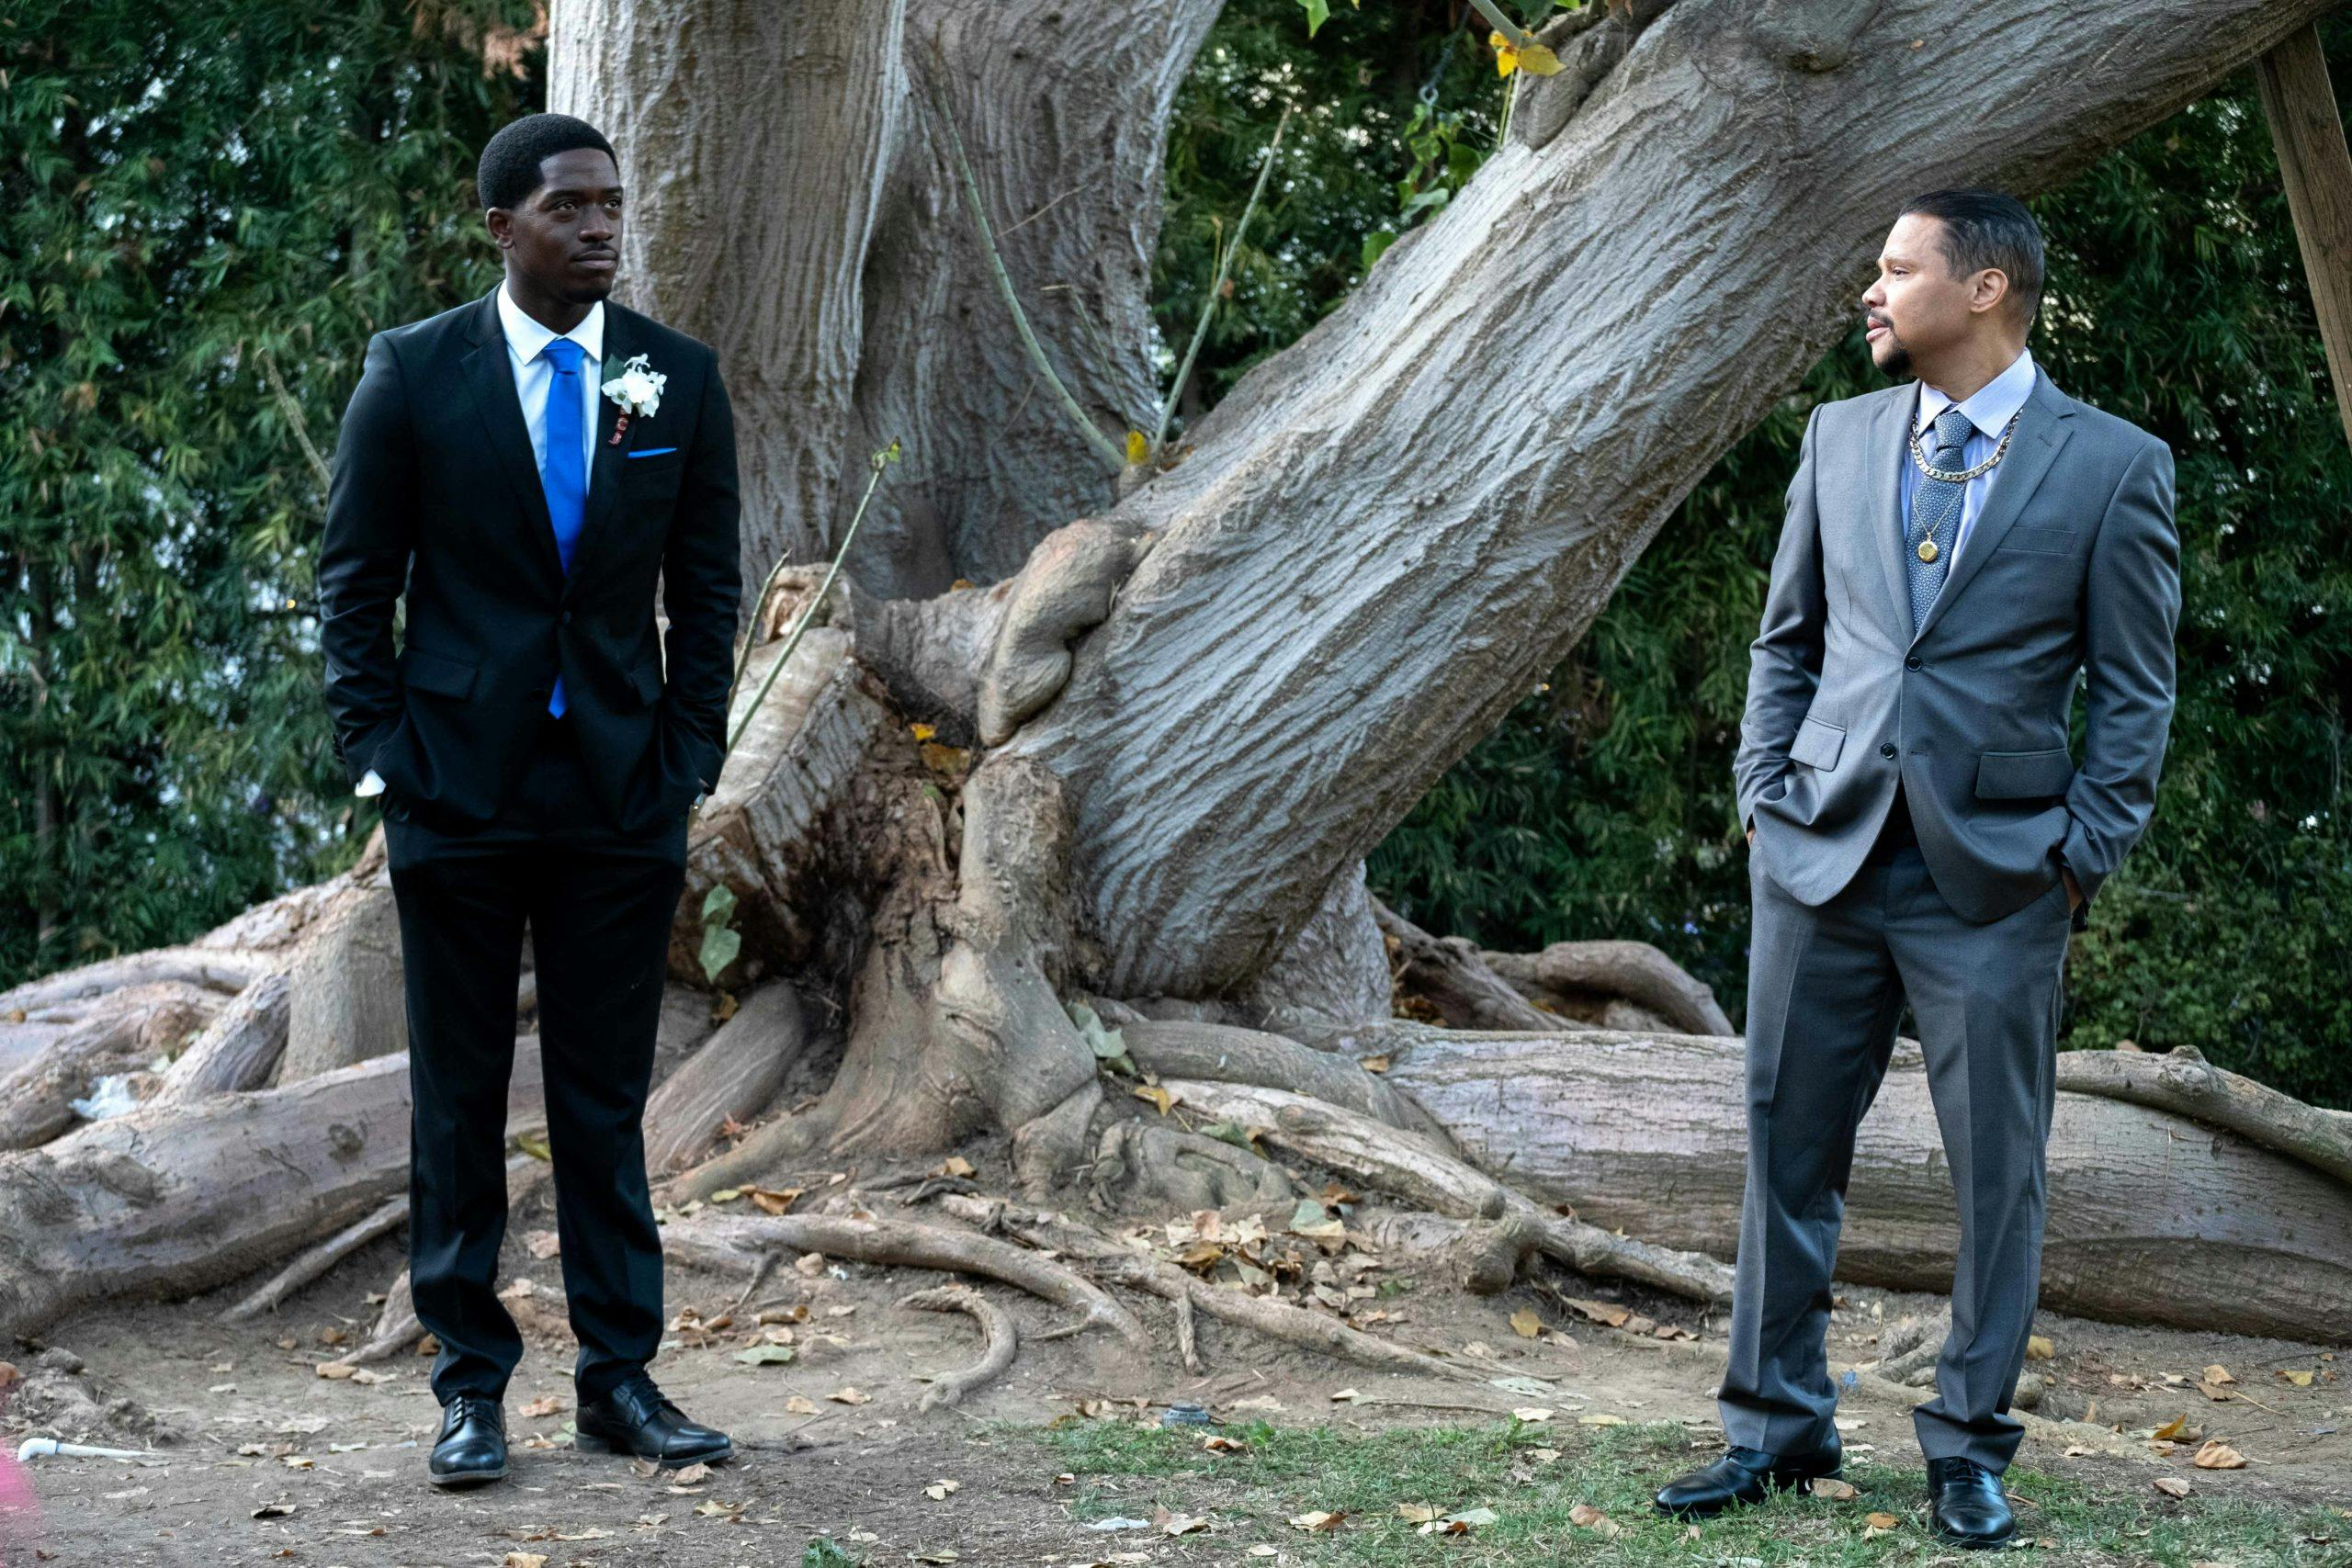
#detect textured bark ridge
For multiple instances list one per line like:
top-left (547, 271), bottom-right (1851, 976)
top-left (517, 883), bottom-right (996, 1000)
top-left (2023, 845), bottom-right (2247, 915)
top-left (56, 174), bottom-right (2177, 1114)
top-left (5, 0), bottom-right (2346, 1400)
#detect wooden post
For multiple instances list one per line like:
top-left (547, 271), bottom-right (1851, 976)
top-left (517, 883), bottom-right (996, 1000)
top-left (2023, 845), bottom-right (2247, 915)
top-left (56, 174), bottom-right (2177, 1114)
top-left (2256, 25), bottom-right (2352, 450)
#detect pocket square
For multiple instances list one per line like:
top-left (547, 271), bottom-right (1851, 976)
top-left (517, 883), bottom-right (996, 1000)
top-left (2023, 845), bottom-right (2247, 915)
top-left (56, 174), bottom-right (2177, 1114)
top-left (627, 446), bottom-right (678, 459)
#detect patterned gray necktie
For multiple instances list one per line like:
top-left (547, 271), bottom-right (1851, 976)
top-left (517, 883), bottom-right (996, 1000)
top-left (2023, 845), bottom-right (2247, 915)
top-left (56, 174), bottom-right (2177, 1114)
top-left (1906, 404), bottom-right (1974, 632)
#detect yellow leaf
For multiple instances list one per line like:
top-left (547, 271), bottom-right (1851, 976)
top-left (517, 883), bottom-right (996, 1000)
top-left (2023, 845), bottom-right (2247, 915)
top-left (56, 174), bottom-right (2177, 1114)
top-left (2279, 1368), bottom-right (2315, 1388)
top-left (2152, 1415), bottom-right (2196, 1441)
top-left (2026, 1335), bottom-right (2054, 1359)
top-left (909, 722), bottom-right (937, 742)
top-left (1510, 1306), bottom-right (1543, 1338)
top-left (1865, 1511), bottom-right (1903, 1532)
top-left (1568, 1503), bottom-right (1621, 1538)
top-left (1133, 1082), bottom-right (1177, 1115)
top-left (1515, 41), bottom-right (1564, 74)
top-left (1125, 430), bottom-right (1149, 466)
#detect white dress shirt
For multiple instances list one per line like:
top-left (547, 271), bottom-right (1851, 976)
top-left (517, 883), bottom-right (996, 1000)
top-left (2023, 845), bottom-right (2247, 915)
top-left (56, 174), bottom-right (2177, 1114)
top-left (1898, 343), bottom-right (2037, 571)
top-left (355, 285), bottom-right (605, 800)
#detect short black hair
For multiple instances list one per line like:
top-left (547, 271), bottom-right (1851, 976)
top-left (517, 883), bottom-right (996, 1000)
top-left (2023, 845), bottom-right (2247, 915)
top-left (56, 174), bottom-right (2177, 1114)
top-left (1897, 186), bottom-right (2044, 324)
top-left (476, 113), bottom-right (617, 212)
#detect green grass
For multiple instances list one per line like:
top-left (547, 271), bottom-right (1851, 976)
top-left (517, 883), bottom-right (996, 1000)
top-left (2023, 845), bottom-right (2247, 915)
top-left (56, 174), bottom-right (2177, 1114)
top-left (985, 1415), bottom-right (2348, 1566)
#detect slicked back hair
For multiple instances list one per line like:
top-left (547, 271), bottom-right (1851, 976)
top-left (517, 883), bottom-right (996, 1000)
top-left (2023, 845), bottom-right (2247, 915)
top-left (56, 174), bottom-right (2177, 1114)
top-left (1897, 186), bottom-right (2044, 325)
top-left (476, 113), bottom-right (616, 213)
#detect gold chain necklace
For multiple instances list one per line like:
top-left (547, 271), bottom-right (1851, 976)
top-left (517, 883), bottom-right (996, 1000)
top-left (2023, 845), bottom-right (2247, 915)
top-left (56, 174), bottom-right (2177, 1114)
top-left (1907, 410), bottom-right (2022, 562)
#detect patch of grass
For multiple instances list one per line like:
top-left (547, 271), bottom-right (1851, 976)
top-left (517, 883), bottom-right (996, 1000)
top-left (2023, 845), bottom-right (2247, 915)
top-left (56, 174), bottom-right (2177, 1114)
top-left (997, 1414), bottom-right (2346, 1565)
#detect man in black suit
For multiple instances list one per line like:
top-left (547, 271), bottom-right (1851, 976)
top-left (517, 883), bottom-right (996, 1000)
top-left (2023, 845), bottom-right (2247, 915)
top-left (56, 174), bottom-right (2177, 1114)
top-left (318, 113), bottom-right (740, 1488)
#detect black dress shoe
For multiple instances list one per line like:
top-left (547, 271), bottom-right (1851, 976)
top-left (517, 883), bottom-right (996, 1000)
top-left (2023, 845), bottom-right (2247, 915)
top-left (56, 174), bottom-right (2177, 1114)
top-left (574, 1371), bottom-right (733, 1468)
top-left (428, 1393), bottom-right (507, 1488)
top-left (1927, 1456), bottom-right (2015, 1548)
top-left (1655, 1434), bottom-right (1843, 1517)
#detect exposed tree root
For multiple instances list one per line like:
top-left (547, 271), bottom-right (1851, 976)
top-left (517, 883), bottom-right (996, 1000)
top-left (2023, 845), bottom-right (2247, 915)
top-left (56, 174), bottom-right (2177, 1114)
top-left (660, 1210), bottom-right (1148, 1349)
top-left (1119, 1019), bottom-right (1456, 1149)
top-left (899, 1283), bottom-right (1018, 1411)
top-left (1373, 900), bottom-right (1579, 1033)
top-left (1159, 1077), bottom-right (1734, 1305)
top-left (1477, 941), bottom-right (1733, 1037)
top-left (642, 981), bottom-right (806, 1175)
top-left (224, 1193), bottom-right (410, 1324)
top-left (2055, 1044), bottom-right (2352, 1189)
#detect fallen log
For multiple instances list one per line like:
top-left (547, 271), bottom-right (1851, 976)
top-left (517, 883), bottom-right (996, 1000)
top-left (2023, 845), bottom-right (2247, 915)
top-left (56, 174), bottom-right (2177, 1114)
top-left (2056, 1044), bottom-right (2352, 1190)
top-left (0, 946), bottom-right (274, 1017)
top-left (1372, 900), bottom-right (1575, 1033)
top-left (0, 981), bottom-right (224, 1150)
top-left (153, 971), bottom-right (293, 1104)
top-left (0, 1043), bottom-right (546, 1344)
top-left (1373, 1028), bottom-right (2352, 1344)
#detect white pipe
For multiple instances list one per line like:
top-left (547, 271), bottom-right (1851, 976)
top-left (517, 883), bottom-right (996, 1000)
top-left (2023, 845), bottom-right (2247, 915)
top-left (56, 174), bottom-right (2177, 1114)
top-left (14, 1438), bottom-right (151, 1462)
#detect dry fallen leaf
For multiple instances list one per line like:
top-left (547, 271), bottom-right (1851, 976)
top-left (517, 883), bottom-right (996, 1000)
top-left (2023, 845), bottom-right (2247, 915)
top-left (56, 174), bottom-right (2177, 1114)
top-left (2203, 1363), bottom-right (2235, 1385)
top-left (1510, 1306), bottom-right (1544, 1338)
top-left (1865, 1510), bottom-right (1903, 1536)
top-left (671, 1461), bottom-right (712, 1485)
top-left (1396, 1503), bottom-right (1440, 1523)
top-left (524, 1229), bottom-right (561, 1259)
top-left (2278, 1368), bottom-right (2316, 1388)
top-left (1288, 1509), bottom-right (1346, 1532)
top-left (2192, 1439), bottom-right (2248, 1470)
top-left (1812, 1477), bottom-right (1860, 1501)
top-left (502, 1555), bottom-right (548, 1568)
top-left (1568, 1503), bottom-right (1623, 1538)
top-left (925, 1478), bottom-right (961, 1500)
top-left (519, 1394), bottom-right (567, 1419)
top-left (2154, 1475), bottom-right (2192, 1498)
top-left (2152, 1414), bottom-right (2195, 1442)
top-left (830, 1385), bottom-right (872, 1405)
top-left (2025, 1335), bottom-right (2054, 1360)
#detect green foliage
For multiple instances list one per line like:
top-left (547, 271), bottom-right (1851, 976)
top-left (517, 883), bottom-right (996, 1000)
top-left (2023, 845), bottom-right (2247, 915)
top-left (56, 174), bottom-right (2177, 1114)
top-left (0, 1), bottom-right (541, 985)
top-left (1373, 26), bottom-right (2352, 1106)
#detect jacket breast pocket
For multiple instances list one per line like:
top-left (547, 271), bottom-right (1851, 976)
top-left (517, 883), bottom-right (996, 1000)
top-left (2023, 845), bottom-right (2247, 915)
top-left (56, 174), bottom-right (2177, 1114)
top-left (1976, 746), bottom-right (2075, 799)
top-left (1994, 525), bottom-right (2087, 558)
top-left (399, 645), bottom-right (478, 700)
top-left (621, 448), bottom-right (684, 501)
top-left (1789, 714), bottom-right (1846, 772)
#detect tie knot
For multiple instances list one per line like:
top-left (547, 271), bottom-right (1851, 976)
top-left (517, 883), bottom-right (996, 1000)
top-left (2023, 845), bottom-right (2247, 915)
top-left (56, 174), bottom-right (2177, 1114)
top-left (542, 337), bottom-right (584, 375)
top-left (1930, 404), bottom-right (1973, 456)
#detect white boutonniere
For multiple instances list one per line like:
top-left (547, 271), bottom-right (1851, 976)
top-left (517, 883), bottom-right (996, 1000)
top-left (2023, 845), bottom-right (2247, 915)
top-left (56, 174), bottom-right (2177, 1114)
top-left (601, 353), bottom-right (666, 444)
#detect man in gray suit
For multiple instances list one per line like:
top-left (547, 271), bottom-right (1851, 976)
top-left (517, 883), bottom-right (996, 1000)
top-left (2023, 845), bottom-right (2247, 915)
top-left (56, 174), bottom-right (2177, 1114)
top-left (1655, 189), bottom-right (2179, 1548)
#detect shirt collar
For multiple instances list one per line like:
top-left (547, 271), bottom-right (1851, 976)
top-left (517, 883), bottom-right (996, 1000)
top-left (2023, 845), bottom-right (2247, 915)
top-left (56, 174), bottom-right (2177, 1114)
top-left (496, 279), bottom-right (604, 369)
top-left (1915, 344), bottom-right (2036, 438)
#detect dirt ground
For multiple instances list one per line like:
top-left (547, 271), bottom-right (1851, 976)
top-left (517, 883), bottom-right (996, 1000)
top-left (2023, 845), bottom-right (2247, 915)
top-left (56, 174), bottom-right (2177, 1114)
top-left (4, 1176), bottom-right (2346, 1568)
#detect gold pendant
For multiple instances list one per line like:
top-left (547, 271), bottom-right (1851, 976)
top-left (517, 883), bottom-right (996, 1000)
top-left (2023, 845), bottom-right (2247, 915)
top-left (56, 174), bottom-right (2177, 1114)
top-left (1917, 538), bottom-right (1939, 563)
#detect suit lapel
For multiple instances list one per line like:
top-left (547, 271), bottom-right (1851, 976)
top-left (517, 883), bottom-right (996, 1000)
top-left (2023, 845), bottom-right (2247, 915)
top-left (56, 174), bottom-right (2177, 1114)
top-left (458, 288), bottom-right (564, 587)
top-left (573, 305), bottom-right (631, 576)
top-left (1909, 369), bottom-right (2075, 645)
top-left (1865, 388), bottom-right (1917, 648)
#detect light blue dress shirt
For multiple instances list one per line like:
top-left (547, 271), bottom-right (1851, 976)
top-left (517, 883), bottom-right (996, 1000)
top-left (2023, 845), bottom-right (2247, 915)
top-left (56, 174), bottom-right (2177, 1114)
top-left (1898, 344), bottom-right (2037, 570)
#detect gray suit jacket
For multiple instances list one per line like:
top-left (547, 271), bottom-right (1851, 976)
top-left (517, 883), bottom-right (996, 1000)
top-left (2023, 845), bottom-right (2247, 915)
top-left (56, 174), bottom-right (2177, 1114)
top-left (1735, 367), bottom-right (2179, 932)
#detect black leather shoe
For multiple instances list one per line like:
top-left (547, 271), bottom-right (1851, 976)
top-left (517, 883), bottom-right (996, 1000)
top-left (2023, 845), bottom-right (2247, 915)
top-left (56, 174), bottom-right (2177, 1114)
top-left (573, 1372), bottom-right (733, 1468)
top-left (1655, 1434), bottom-right (1842, 1517)
top-left (1927, 1456), bottom-right (2015, 1548)
top-left (428, 1393), bottom-right (507, 1488)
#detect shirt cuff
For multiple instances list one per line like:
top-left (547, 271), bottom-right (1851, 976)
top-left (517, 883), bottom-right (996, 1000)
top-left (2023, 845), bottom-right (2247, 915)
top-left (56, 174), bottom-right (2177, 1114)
top-left (354, 768), bottom-right (386, 798)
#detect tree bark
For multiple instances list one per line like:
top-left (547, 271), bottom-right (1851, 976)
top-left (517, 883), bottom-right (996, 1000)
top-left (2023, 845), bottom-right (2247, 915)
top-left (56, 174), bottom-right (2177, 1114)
top-left (1374, 1027), bottom-right (2352, 1343)
top-left (0, 1043), bottom-right (546, 1343)
top-left (1002, 0), bottom-right (2345, 999)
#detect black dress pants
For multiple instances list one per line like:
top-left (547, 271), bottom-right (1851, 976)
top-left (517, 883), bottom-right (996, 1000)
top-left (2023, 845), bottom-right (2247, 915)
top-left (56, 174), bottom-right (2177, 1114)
top-left (382, 711), bottom-right (687, 1405)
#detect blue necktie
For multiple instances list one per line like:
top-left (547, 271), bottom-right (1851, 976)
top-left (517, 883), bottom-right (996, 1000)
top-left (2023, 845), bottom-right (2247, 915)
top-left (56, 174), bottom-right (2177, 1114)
top-left (1905, 404), bottom-right (1973, 634)
top-left (539, 337), bottom-right (588, 716)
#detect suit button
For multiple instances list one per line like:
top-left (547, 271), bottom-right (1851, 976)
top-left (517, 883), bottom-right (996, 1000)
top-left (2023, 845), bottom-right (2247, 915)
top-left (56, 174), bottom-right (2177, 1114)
top-left (1880, 742), bottom-right (1898, 759)
top-left (560, 611), bottom-right (573, 626)
top-left (1905, 655), bottom-right (1922, 670)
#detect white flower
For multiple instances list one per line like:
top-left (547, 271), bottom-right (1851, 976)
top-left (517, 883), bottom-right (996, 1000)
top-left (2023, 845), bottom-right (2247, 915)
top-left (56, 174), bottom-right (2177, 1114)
top-left (601, 352), bottom-right (666, 419)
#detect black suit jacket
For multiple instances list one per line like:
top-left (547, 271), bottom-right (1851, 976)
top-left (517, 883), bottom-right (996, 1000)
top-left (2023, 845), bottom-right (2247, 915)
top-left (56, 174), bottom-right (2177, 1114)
top-left (318, 285), bottom-right (741, 836)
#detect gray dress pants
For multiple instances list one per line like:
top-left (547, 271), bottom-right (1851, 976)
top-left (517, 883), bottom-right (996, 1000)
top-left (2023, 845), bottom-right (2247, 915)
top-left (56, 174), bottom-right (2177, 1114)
top-left (1719, 793), bottom-right (2073, 1472)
